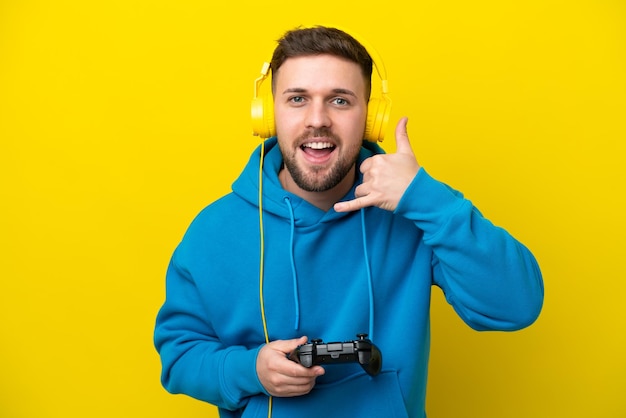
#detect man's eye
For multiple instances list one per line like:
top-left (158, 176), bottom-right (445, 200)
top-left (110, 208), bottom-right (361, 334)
top-left (333, 98), bottom-right (349, 106)
top-left (289, 96), bottom-right (304, 104)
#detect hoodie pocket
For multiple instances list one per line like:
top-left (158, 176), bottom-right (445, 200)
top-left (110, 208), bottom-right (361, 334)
top-left (242, 370), bottom-right (409, 418)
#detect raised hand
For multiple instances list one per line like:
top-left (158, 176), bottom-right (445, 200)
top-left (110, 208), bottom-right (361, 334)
top-left (334, 117), bottom-right (421, 212)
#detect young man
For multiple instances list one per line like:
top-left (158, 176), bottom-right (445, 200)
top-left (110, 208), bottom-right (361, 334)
top-left (154, 26), bottom-right (544, 417)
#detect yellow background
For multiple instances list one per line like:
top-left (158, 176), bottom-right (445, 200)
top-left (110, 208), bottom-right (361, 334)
top-left (1, 0), bottom-right (625, 417)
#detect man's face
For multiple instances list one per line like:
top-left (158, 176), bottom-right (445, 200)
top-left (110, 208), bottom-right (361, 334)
top-left (273, 54), bottom-right (368, 192)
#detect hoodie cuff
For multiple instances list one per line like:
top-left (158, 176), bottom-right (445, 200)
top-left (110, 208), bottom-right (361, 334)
top-left (394, 168), bottom-right (468, 236)
top-left (220, 345), bottom-right (269, 406)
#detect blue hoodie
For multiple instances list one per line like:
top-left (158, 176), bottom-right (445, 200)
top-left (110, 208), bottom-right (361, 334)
top-left (154, 138), bottom-right (544, 417)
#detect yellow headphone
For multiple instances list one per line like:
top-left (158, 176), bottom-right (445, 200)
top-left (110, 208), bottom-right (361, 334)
top-left (250, 27), bottom-right (392, 142)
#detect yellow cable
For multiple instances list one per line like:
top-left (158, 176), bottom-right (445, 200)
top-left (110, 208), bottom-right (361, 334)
top-left (257, 140), bottom-right (273, 417)
top-left (259, 141), bottom-right (269, 345)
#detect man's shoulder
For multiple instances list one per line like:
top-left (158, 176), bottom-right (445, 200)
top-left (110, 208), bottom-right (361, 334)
top-left (185, 192), bottom-right (257, 234)
top-left (193, 191), bottom-right (248, 216)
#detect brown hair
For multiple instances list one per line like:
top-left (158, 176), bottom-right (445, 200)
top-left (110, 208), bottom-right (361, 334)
top-left (270, 26), bottom-right (373, 99)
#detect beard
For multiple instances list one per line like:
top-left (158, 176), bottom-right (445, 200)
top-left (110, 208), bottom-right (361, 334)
top-left (280, 128), bottom-right (362, 192)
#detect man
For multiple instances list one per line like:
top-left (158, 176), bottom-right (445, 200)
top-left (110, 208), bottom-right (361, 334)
top-left (154, 26), bottom-right (544, 417)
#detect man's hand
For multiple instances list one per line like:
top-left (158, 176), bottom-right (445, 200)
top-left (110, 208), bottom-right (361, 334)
top-left (334, 117), bottom-right (420, 212)
top-left (256, 336), bottom-right (325, 397)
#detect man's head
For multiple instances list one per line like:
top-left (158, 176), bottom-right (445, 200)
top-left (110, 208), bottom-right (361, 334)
top-left (270, 26), bottom-right (373, 200)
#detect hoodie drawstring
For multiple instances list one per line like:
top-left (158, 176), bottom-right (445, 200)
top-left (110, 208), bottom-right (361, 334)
top-left (281, 198), bottom-right (374, 339)
top-left (360, 208), bottom-right (375, 341)
top-left (283, 197), bottom-right (301, 331)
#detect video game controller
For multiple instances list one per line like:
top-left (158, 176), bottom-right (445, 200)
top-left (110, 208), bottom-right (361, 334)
top-left (289, 333), bottom-right (383, 376)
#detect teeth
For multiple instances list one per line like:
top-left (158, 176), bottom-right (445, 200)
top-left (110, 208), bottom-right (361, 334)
top-left (303, 142), bottom-right (333, 150)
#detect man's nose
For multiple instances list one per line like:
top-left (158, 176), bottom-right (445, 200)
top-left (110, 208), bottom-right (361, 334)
top-left (304, 100), bottom-right (331, 129)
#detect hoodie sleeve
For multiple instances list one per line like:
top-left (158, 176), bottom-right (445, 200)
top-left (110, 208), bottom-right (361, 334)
top-left (153, 250), bottom-right (268, 410)
top-left (394, 168), bottom-right (544, 331)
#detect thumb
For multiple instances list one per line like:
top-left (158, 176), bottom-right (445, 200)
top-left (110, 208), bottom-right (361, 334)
top-left (394, 117), bottom-right (413, 155)
top-left (271, 336), bottom-right (308, 355)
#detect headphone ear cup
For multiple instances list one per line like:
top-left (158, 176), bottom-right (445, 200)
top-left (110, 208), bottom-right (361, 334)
top-left (251, 92), bottom-right (275, 138)
top-left (364, 95), bottom-right (392, 142)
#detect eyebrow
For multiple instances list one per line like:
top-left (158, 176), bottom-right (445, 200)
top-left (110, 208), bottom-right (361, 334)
top-left (281, 87), bottom-right (358, 98)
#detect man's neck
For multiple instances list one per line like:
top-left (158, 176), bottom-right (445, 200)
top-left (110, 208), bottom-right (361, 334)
top-left (279, 166), bottom-right (356, 212)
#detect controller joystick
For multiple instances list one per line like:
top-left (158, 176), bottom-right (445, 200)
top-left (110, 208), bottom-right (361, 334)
top-left (289, 334), bottom-right (383, 376)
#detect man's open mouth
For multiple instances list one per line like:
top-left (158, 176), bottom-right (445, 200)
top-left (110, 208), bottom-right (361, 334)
top-left (300, 142), bottom-right (336, 159)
